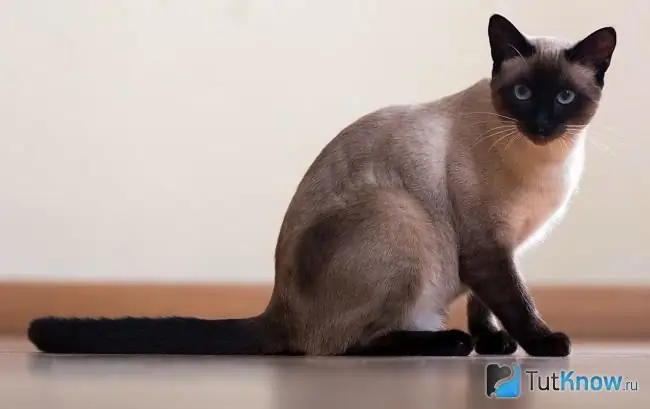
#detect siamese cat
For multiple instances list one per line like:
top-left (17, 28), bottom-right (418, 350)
top-left (28, 14), bottom-right (616, 357)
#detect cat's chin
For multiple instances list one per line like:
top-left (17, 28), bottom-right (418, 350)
top-left (524, 137), bottom-right (557, 147)
top-left (518, 128), bottom-right (568, 147)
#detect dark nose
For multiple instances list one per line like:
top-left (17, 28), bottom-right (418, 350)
top-left (534, 115), bottom-right (554, 137)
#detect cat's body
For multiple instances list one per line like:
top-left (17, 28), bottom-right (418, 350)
top-left (28, 15), bottom-right (615, 357)
top-left (270, 76), bottom-right (585, 355)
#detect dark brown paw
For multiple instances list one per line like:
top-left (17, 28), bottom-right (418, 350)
top-left (474, 330), bottom-right (518, 355)
top-left (441, 329), bottom-right (474, 356)
top-left (343, 329), bottom-right (474, 356)
top-left (522, 332), bottom-right (571, 357)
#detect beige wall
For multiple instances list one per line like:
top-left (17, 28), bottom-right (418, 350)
top-left (0, 1), bottom-right (647, 284)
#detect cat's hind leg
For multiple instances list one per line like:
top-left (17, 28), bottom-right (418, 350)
top-left (282, 189), bottom-right (470, 356)
top-left (342, 329), bottom-right (472, 356)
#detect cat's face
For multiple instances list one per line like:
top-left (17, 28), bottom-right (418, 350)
top-left (488, 15), bottom-right (616, 145)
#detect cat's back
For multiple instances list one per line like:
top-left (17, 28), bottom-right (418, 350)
top-left (280, 97), bottom-right (459, 233)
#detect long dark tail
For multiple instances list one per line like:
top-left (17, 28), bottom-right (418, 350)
top-left (28, 315), bottom-right (286, 355)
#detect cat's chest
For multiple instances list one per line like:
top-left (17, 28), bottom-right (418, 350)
top-left (497, 152), bottom-right (584, 251)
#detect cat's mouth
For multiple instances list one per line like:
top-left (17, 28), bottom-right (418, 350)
top-left (517, 124), bottom-right (566, 146)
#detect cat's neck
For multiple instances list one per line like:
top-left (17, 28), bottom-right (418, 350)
top-left (452, 79), bottom-right (587, 178)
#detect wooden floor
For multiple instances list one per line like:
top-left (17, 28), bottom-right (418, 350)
top-left (2, 338), bottom-right (648, 408)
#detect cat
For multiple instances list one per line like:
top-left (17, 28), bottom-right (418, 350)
top-left (28, 14), bottom-right (616, 357)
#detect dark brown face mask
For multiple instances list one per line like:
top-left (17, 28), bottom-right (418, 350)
top-left (488, 14), bottom-right (616, 145)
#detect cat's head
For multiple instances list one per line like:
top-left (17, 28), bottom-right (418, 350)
top-left (488, 14), bottom-right (616, 145)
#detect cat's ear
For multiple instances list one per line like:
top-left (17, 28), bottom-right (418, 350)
top-left (566, 27), bottom-right (616, 84)
top-left (488, 14), bottom-right (535, 73)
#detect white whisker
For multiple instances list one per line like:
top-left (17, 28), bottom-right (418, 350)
top-left (488, 130), bottom-right (517, 153)
top-left (588, 139), bottom-right (615, 156)
top-left (567, 128), bottom-right (617, 156)
top-left (560, 138), bottom-right (570, 153)
top-left (567, 123), bottom-right (624, 140)
top-left (567, 125), bottom-right (624, 154)
top-left (463, 119), bottom-right (515, 128)
top-left (503, 132), bottom-right (520, 153)
top-left (470, 126), bottom-right (517, 149)
top-left (459, 111), bottom-right (518, 122)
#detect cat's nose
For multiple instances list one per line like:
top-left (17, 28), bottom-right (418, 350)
top-left (536, 124), bottom-right (554, 136)
top-left (534, 115), bottom-right (554, 136)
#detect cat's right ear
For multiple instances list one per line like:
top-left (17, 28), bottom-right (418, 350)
top-left (488, 14), bottom-right (535, 74)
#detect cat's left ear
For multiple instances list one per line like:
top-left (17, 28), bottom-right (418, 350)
top-left (566, 27), bottom-right (617, 84)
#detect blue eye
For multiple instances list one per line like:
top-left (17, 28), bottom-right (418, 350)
top-left (513, 84), bottom-right (532, 100)
top-left (556, 89), bottom-right (576, 105)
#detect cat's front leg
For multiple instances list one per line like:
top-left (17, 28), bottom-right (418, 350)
top-left (459, 243), bottom-right (571, 357)
top-left (467, 293), bottom-right (517, 355)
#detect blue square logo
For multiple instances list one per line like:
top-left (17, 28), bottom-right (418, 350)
top-left (485, 362), bottom-right (521, 398)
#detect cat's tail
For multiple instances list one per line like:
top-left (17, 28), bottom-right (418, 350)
top-left (27, 315), bottom-right (288, 355)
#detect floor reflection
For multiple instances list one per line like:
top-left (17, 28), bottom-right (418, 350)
top-left (16, 352), bottom-right (647, 409)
